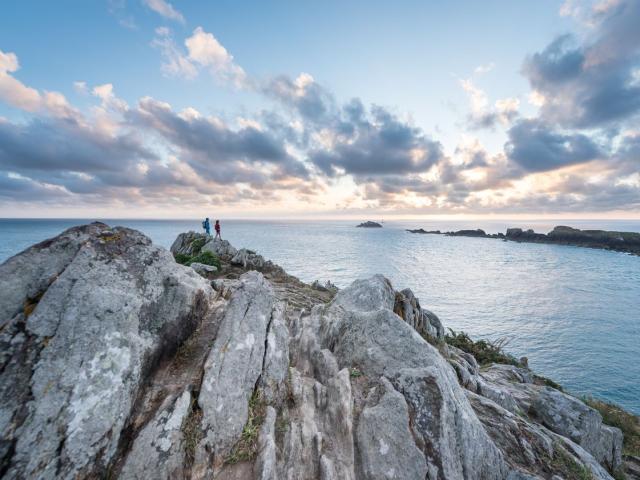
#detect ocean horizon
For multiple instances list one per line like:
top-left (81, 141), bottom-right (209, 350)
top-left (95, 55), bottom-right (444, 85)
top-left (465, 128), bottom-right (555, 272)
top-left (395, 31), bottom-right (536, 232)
top-left (2, 217), bottom-right (639, 415)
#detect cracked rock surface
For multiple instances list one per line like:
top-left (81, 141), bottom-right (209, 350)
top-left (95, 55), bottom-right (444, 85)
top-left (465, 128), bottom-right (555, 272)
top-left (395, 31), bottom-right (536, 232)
top-left (0, 224), bottom-right (632, 480)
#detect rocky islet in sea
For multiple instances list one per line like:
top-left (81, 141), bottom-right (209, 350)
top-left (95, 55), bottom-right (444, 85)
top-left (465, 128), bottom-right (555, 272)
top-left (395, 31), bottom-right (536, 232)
top-left (0, 222), bottom-right (637, 479)
top-left (407, 225), bottom-right (640, 255)
top-left (356, 221), bottom-right (383, 228)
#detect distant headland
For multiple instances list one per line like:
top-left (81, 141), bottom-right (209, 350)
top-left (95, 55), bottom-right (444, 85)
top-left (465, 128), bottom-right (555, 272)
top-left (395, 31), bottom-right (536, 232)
top-left (407, 225), bottom-right (640, 255)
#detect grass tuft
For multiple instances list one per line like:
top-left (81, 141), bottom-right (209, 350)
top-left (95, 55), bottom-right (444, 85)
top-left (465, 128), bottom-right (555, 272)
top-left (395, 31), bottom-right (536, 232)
top-left (225, 390), bottom-right (266, 465)
top-left (583, 396), bottom-right (640, 457)
top-left (444, 329), bottom-right (521, 367)
top-left (173, 251), bottom-right (221, 270)
top-left (190, 237), bottom-right (206, 255)
top-left (182, 396), bottom-right (203, 468)
top-left (550, 444), bottom-right (593, 480)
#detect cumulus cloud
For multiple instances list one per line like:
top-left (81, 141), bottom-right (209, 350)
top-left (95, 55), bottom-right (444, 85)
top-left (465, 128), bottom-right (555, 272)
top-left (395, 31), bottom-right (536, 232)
top-left (309, 103), bottom-right (444, 177)
top-left (152, 27), bottom-right (247, 87)
top-left (128, 97), bottom-right (307, 183)
top-left (141, 0), bottom-right (184, 23)
top-left (264, 73), bottom-right (335, 123)
top-left (523, 0), bottom-right (640, 127)
top-left (505, 119), bottom-right (603, 172)
top-left (2, 18), bottom-right (638, 215)
top-left (0, 50), bottom-right (42, 112)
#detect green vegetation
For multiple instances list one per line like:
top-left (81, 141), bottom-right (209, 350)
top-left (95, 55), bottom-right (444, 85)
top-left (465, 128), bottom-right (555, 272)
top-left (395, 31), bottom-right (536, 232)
top-left (173, 251), bottom-right (221, 270)
top-left (550, 444), bottom-right (593, 480)
top-left (534, 375), bottom-right (564, 392)
top-left (584, 396), bottom-right (640, 457)
top-left (444, 329), bottom-right (521, 367)
top-left (190, 237), bottom-right (206, 255)
top-left (349, 367), bottom-right (363, 378)
top-left (225, 390), bottom-right (266, 464)
top-left (174, 253), bottom-right (192, 265)
top-left (190, 251), bottom-right (221, 269)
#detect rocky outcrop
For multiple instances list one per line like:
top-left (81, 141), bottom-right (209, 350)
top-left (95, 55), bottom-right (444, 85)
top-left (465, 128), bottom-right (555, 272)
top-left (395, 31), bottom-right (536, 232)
top-left (407, 224), bottom-right (640, 255)
top-left (0, 223), bottom-right (212, 479)
top-left (356, 221), bottom-right (382, 228)
top-left (0, 224), bottom-right (633, 479)
top-left (171, 232), bottom-right (238, 260)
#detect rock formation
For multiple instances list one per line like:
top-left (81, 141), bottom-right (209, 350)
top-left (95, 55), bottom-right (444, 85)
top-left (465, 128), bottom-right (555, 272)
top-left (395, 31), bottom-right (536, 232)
top-left (0, 223), bottom-right (635, 479)
top-left (356, 221), bottom-right (383, 228)
top-left (407, 225), bottom-right (640, 255)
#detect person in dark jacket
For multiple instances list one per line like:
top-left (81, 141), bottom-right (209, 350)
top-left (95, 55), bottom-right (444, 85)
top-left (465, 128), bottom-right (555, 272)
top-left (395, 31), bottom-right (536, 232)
top-left (214, 220), bottom-right (221, 239)
top-left (202, 217), bottom-right (211, 236)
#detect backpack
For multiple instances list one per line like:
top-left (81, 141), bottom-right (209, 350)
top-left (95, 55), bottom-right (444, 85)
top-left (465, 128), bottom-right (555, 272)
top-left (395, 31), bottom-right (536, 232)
top-left (202, 220), bottom-right (207, 229)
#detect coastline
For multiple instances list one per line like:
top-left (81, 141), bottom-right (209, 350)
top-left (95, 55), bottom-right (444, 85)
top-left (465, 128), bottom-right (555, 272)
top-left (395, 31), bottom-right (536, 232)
top-left (1, 223), bottom-right (638, 478)
top-left (407, 225), bottom-right (640, 256)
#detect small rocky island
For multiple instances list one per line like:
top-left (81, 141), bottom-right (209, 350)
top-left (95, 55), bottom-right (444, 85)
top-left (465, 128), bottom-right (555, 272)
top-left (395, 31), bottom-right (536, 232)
top-left (1, 222), bottom-right (638, 479)
top-left (356, 220), bottom-right (383, 228)
top-left (407, 225), bottom-right (640, 255)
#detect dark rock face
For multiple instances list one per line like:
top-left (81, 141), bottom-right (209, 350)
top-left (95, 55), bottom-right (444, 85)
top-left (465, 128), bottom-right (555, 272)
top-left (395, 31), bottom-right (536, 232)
top-left (407, 224), bottom-right (640, 255)
top-left (406, 228), bottom-right (441, 234)
top-left (356, 221), bottom-right (383, 228)
top-left (0, 224), bottom-right (632, 479)
top-left (446, 229), bottom-right (487, 237)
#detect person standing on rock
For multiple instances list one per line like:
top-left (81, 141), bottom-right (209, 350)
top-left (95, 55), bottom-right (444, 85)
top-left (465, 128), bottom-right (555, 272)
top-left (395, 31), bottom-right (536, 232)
top-left (214, 219), bottom-right (221, 240)
top-left (202, 217), bottom-right (211, 236)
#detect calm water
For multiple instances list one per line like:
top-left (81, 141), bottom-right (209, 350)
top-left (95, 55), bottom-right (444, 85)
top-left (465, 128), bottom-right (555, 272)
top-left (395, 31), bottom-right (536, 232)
top-left (1, 218), bottom-right (639, 414)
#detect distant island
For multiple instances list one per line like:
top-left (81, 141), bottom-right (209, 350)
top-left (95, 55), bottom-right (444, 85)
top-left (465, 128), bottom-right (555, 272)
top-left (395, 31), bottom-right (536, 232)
top-left (356, 221), bottom-right (383, 228)
top-left (407, 225), bottom-right (640, 255)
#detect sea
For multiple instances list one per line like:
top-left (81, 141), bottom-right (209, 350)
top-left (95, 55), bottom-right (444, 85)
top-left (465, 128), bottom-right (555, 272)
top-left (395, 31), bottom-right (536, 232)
top-left (1, 218), bottom-right (639, 414)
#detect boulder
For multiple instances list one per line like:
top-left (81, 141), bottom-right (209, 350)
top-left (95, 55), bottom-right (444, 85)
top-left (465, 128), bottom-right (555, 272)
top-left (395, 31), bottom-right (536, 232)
top-left (531, 387), bottom-right (623, 471)
top-left (0, 223), bottom-right (212, 479)
top-left (190, 262), bottom-right (218, 276)
top-left (170, 231), bottom-right (208, 256)
top-left (201, 238), bottom-right (238, 258)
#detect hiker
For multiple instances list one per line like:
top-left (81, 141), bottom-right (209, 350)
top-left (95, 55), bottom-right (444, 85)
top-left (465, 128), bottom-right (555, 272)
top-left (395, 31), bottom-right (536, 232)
top-left (214, 219), bottom-right (221, 240)
top-left (202, 217), bottom-right (211, 236)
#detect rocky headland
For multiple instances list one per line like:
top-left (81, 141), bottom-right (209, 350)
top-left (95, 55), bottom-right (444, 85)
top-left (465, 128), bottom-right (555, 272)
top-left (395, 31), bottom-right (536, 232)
top-left (1, 222), bottom-right (639, 479)
top-left (407, 225), bottom-right (640, 255)
top-left (356, 221), bottom-right (383, 228)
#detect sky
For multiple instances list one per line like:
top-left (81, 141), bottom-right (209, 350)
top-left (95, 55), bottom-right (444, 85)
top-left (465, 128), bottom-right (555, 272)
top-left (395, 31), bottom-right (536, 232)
top-left (0, 0), bottom-right (638, 219)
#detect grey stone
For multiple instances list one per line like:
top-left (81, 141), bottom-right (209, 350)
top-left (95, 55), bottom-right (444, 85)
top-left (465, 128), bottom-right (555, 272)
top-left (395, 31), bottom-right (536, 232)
top-left (0, 224), bottom-right (212, 479)
top-left (120, 390), bottom-right (192, 480)
top-left (255, 406), bottom-right (278, 480)
top-left (170, 230), bottom-right (209, 256)
top-left (201, 238), bottom-right (238, 258)
top-left (531, 387), bottom-right (622, 471)
top-left (197, 271), bottom-right (276, 459)
top-left (190, 262), bottom-right (218, 276)
top-left (356, 377), bottom-right (427, 480)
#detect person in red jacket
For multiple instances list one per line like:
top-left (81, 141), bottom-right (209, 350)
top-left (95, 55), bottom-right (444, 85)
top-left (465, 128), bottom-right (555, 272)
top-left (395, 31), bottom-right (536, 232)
top-left (214, 219), bottom-right (221, 240)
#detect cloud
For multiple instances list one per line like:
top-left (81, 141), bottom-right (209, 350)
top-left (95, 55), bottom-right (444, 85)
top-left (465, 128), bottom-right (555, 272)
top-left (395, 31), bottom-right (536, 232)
top-left (184, 27), bottom-right (247, 87)
top-left (141, 0), bottom-right (184, 23)
top-left (0, 50), bottom-right (42, 112)
top-left (152, 27), bottom-right (246, 87)
top-left (264, 73), bottom-right (335, 123)
top-left (523, 0), bottom-right (640, 127)
top-left (309, 103), bottom-right (444, 177)
top-left (152, 27), bottom-right (198, 79)
top-left (128, 97), bottom-right (308, 184)
top-left (505, 119), bottom-right (603, 172)
top-left (459, 78), bottom-right (520, 129)
top-left (474, 62), bottom-right (495, 75)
